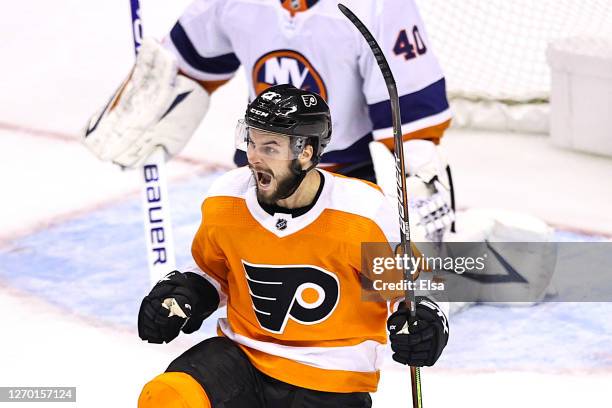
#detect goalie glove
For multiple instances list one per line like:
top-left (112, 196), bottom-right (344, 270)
top-left (404, 139), bottom-right (455, 242)
top-left (370, 139), bottom-right (455, 242)
top-left (138, 271), bottom-right (220, 344)
top-left (387, 297), bottom-right (449, 367)
top-left (405, 171), bottom-right (454, 242)
top-left (82, 38), bottom-right (210, 168)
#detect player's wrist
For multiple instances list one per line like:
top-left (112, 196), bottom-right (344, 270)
top-left (183, 272), bottom-right (221, 318)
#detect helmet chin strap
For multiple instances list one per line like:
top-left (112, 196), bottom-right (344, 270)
top-left (275, 139), bottom-right (322, 202)
top-left (276, 160), bottom-right (318, 201)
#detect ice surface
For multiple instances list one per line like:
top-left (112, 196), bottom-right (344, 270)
top-left (2, 0), bottom-right (611, 407)
top-left (1, 170), bottom-right (611, 407)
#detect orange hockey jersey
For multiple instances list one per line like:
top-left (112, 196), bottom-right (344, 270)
top-left (191, 167), bottom-right (401, 393)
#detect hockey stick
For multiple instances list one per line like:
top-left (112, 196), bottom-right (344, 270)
top-left (129, 0), bottom-right (177, 285)
top-left (337, 4), bottom-right (423, 408)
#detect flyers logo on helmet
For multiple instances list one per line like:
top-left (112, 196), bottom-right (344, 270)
top-left (301, 95), bottom-right (317, 107)
top-left (242, 261), bottom-right (339, 333)
top-left (253, 50), bottom-right (328, 100)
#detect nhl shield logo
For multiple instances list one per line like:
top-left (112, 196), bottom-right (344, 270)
top-left (253, 50), bottom-right (328, 100)
top-left (276, 218), bottom-right (288, 230)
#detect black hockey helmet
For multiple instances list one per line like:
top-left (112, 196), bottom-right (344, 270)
top-left (244, 84), bottom-right (332, 164)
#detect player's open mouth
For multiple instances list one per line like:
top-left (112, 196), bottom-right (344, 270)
top-left (256, 171), bottom-right (273, 189)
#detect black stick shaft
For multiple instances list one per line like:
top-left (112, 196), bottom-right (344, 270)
top-left (337, 4), bottom-right (422, 408)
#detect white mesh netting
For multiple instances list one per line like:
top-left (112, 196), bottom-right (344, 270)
top-left (415, 0), bottom-right (612, 132)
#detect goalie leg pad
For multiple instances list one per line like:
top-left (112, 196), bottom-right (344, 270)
top-left (443, 209), bottom-right (555, 306)
top-left (138, 372), bottom-right (211, 408)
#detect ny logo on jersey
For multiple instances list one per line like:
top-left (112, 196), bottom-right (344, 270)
top-left (253, 50), bottom-right (328, 100)
top-left (242, 261), bottom-right (339, 334)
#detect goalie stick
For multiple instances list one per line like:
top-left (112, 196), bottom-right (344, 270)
top-left (129, 0), bottom-right (177, 285)
top-left (337, 4), bottom-right (423, 408)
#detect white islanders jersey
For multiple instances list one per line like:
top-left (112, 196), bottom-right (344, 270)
top-left (164, 0), bottom-right (451, 166)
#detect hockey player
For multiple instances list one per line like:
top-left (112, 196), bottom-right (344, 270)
top-left (82, 0), bottom-right (455, 242)
top-left (136, 85), bottom-right (449, 407)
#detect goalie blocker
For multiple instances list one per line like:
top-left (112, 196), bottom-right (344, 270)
top-left (82, 38), bottom-right (209, 168)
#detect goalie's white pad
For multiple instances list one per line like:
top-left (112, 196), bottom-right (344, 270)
top-left (451, 208), bottom-right (554, 243)
top-left (82, 38), bottom-right (210, 168)
top-left (442, 209), bottom-right (556, 311)
top-left (370, 139), bottom-right (454, 242)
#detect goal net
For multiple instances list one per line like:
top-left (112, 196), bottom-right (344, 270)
top-left (416, 0), bottom-right (612, 133)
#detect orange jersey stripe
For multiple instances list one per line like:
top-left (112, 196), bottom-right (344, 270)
top-left (379, 118), bottom-right (452, 150)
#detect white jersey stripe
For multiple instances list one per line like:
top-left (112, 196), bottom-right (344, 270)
top-left (218, 318), bottom-right (386, 372)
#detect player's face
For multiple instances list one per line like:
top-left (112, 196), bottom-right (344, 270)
top-left (246, 129), bottom-right (302, 204)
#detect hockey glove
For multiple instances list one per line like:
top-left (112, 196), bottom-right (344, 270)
top-left (387, 297), bottom-right (449, 367)
top-left (369, 139), bottom-right (454, 242)
top-left (403, 139), bottom-right (454, 242)
top-left (406, 173), bottom-right (454, 242)
top-left (138, 271), bottom-right (220, 344)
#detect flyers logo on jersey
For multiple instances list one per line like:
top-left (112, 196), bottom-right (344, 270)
top-left (242, 261), bottom-right (339, 333)
top-left (253, 50), bottom-right (328, 100)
